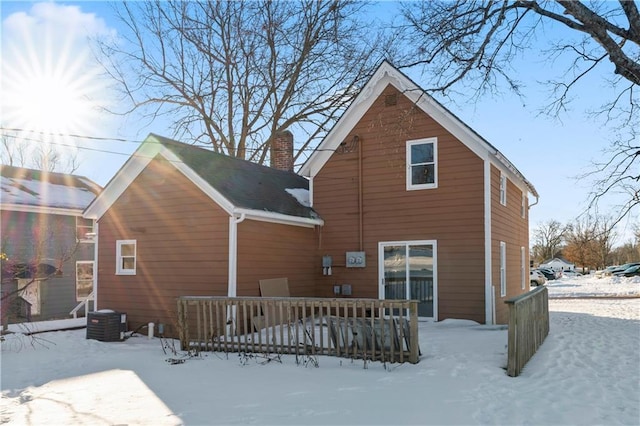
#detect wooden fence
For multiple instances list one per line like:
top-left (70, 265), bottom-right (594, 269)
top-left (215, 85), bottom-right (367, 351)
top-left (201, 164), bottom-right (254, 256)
top-left (177, 296), bottom-right (420, 364)
top-left (504, 285), bottom-right (549, 377)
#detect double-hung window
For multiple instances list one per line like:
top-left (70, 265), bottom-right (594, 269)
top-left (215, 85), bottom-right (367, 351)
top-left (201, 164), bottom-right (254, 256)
top-left (116, 240), bottom-right (136, 275)
top-left (76, 261), bottom-right (94, 300)
top-left (407, 138), bottom-right (437, 190)
top-left (499, 173), bottom-right (507, 206)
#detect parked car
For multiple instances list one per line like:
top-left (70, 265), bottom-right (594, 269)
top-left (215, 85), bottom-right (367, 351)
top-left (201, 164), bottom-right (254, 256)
top-left (536, 268), bottom-right (558, 281)
top-left (613, 264), bottom-right (640, 277)
top-left (595, 265), bottom-right (619, 278)
top-left (561, 270), bottom-right (582, 278)
top-left (530, 270), bottom-right (546, 286)
top-left (609, 263), bottom-right (640, 276)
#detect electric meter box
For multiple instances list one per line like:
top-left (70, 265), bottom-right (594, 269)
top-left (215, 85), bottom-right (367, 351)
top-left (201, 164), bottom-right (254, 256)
top-left (346, 251), bottom-right (366, 268)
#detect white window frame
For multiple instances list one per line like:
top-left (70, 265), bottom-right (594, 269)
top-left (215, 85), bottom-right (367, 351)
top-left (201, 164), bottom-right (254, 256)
top-left (76, 217), bottom-right (94, 243)
top-left (520, 246), bottom-right (526, 290)
top-left (406, 137), bottom-right (438, 190)
top-left (500, 241), bottom-right (507, 297)
top-left (378, 239), bottom-right (438, 320)
top-left (116, 239), bottom-right (137, 275)
top-left (76, 261), bottom-right (94, 301)
top-left (521, 192), bottom-right (526, 218)
top-left (499, 173), bottom-right (507, 206)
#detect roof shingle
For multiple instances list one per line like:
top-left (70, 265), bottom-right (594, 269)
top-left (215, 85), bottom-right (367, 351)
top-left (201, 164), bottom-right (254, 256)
top-left (153, 134), bottom-right (320, 220)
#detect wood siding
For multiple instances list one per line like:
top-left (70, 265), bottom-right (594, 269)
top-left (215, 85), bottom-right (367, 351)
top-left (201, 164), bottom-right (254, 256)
top-left (312, 85), bottom-right (487, 323)
top-left (491, 165), bottom-right (530, 324)
top-left (96, 157), bottom-right (230, 336)
top-left (236, 220), bottom-right (317, 297)
top-left (1, 209), bottom-right (94, 321)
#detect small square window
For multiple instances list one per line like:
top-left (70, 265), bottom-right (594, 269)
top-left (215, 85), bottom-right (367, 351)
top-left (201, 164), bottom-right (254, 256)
top-left (407, 138), bottom-right (438, 190)
top-left (116, 240), bottom-right (136, 275)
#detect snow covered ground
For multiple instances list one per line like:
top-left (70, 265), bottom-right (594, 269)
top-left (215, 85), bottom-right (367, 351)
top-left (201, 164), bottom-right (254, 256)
top-left (1, 275), bottom-right (639, 425)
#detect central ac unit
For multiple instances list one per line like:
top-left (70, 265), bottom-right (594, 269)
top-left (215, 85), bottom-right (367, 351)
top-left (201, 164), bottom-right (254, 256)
top-left (86, 310), bottom-right (127, 342)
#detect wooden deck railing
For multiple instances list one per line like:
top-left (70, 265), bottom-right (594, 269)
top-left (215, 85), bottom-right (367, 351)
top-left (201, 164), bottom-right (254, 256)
top-left (177, 296), bottom-right (420, 364)
top-left (504, 285), bottom-right (549, 377)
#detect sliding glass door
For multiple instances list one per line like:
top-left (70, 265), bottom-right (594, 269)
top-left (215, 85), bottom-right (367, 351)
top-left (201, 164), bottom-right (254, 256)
top-left (379, 241), bottom-right (437, 319)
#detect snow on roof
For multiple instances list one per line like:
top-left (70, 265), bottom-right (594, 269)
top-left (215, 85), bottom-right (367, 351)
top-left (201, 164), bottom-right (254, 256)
top-left (1, 166), bottom-right (101, 211)
top-left (285, 188), bottom-right (311, 208)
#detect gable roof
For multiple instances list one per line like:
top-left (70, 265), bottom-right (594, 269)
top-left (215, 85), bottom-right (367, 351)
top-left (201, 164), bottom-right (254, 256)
top-left (84, 134), bottom-right (323, 228)
top-left (300, 60), bottom-right (538, 199)
top-left (542, 257), bottom-right (574, 266)
top-left (1, 165), bottom-right (101, 215)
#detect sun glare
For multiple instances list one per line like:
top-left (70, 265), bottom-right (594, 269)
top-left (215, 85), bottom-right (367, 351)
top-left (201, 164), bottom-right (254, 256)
top-left (10, 71), bottom-right (92, 135)
top-left (1, 4), bottom-right (109, 141)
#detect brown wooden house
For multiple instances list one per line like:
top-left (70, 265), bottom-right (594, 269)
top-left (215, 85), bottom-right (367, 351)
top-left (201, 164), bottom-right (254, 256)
top-left (300, 61), bottom-right (538, 325)
top-left (83, 134), bottom-right (323, 336)
top-left (85, 61), bottom-right (537, 334)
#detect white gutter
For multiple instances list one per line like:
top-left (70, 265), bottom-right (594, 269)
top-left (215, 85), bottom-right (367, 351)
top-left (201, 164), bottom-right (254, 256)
top-left (227, 213), bottom-right (246, 298)
top-left (484, 160), bottom-right (493, 325)
top-left (493, 150), bottom-right (539, 199)
top-left (1, 203), bottom-right (85, 217)
top-left (233, 208), bottom-right (324, 228)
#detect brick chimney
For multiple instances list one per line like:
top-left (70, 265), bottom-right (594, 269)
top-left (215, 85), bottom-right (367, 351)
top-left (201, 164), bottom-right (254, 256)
top-left (270, 130), bottom-right (294, 172)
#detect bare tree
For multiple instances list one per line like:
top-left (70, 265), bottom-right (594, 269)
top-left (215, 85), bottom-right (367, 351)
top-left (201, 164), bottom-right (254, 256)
top-left (564, 215), bottom-right (599, 272)
top-left (1, 131), bottom-right (79, 173)
top-left (531, 220), bottom-right (566, 264)
top-left (584, 125), bottom-right (639, 227)
top-left (398, 1), bottom-right (639, 222)
top-left (610, 242), bottom-right (640, 265)
top-left (592, 215), bottom-right (618, 268)
top-left (97, 0), bottom-right (385, 165)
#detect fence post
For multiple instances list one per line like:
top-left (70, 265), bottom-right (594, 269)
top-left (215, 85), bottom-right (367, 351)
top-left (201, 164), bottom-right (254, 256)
top-left (177, 298), bottom-right (188, 351)
top-left (505, 286), bottom-right (549, 377)
top-left (409, 300), bottom-right (419, 364)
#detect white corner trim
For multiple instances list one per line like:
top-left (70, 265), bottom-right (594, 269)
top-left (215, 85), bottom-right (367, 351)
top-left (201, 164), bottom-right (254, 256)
top-left (93, 221), bottom-right (99, 310)
top-left (484, 159), bottom-right (493, 325)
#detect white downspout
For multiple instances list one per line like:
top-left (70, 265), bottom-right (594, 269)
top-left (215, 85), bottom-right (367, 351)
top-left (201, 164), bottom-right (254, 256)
top-left (227, 213), bottom-right (246, 298)
top-left (227, 213), bottom-right (246, 335)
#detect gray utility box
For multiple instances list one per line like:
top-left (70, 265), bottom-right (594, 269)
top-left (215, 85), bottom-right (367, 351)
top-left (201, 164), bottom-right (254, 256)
top-left (86, 310), bottom-right (127, 342)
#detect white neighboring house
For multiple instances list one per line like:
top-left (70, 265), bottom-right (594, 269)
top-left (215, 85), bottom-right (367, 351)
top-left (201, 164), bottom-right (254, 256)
top-left (540, 257), bottom-right (575, 272)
